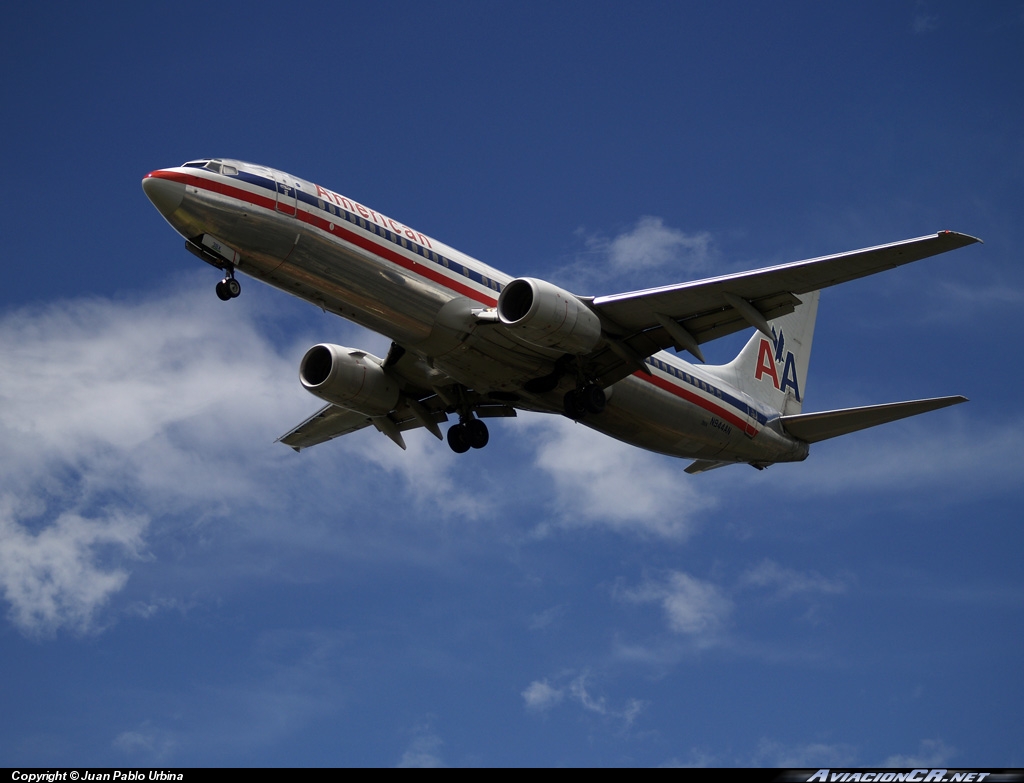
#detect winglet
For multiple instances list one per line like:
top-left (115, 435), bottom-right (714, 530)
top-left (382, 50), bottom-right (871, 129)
top-left (938, 230), bottom-right (983, 246)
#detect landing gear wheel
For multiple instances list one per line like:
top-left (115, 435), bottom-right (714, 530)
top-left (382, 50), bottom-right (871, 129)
top-left (466, 418), bottom-right (489, 449)
top-left (216, 276), bottom-right (240, 301)
top-left (447, 423), bottom-right (471, 454)
top-left (581, 383), bottom-right (606, 414)
top-left (564, 384), bottom-right (606, 419)
top-left (563, 389), bottom-right (587, 420)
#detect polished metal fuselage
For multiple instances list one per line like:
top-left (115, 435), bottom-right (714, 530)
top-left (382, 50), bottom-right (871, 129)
top-left (143, 159), bottom-right (806, 464)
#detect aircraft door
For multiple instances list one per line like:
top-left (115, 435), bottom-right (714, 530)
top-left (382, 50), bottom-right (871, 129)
top-left (273, 172), bottom-right (298, 217)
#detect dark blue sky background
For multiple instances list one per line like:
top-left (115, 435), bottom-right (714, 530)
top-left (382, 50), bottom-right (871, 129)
top-left (1, 1), bottom-right (1021, 767)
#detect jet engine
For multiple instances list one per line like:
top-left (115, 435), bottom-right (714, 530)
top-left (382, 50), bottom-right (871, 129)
top-left (299, 344), bottom-right (400, 416)
top-left (496, 278), bottom-right (602, 354)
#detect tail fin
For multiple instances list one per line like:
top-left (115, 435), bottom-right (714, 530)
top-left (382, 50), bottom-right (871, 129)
top-left (704, 290), bottom-right (820, 415)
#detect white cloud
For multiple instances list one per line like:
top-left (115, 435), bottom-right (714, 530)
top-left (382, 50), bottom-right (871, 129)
top-left (599, 216), bottom-right (712, 273)
top-left (113, 722), bottom-right (178, 760)
top-left (666, 738), bottom-right (860, 767)
top-left (356, 424), bottom-right (485, 520)
top-left (568, 674), bottom-right (646, 728)
top-left (739, 559), bottom-right (850, 599)
top-left (397, 724), bottom-right (445, 768)
top-left (0, 285), bottom-right (491, 634)
top-left (0, 288), bottom-right (303, 502)
top-left (0, 497), bottom-right (147, 636)
top-left (750, 737), bottom-right (858, 767)
top-left (527, 603), bottom-right (566, 630)
top-left (556, 217), bottom-right (714, 291)
top-left (660, 575), bottom-right (732, 635)
top-left (618, 571), bottom-right (733, 641)
top-left (912, 3), bottom-right (938, 35)
top-left (0, 288), bottom-right (306, 634)
top-left (522, 673), bottom-right (645, 728)
top-left (521, 680), bottom-right (564, 711)
top-left (882, 738), bottom-right (957, 767)
top-left (659, 748), bottom-right (718, 768)
top-left (523, 416), bottom-right (713, 540)
top-left (934, 280), bottom-right (1024, 307)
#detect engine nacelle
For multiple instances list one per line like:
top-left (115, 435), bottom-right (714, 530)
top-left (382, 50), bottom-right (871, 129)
top-left (497, 277), bottom-right (602, 354)
top-left (299, 344), bottom-right (400, 416)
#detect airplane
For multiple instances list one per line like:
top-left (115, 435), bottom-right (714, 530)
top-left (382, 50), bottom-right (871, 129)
top-left (142, 158), bottom-right (979, 473)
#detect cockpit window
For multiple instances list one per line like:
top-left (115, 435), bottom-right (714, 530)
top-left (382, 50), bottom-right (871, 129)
top-left (182, 159), bottom-right (233, 174)
top-left (221, 164), bottom-right (237, 176)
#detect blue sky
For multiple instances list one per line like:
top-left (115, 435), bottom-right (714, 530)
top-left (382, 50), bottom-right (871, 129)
top-left (1, 1), bottom-right (1022, 767)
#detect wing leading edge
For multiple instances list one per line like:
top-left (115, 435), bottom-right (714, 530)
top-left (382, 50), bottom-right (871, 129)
top-left (584, 231), bottom-right (980, 384)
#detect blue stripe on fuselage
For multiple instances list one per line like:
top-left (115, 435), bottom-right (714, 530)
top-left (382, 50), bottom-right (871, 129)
top-left (212, 167), bottom-right (773, 429)
top-left (223, 169), bottom-right (505, 296)
top-left (645, 354), bottom-right (771, 426)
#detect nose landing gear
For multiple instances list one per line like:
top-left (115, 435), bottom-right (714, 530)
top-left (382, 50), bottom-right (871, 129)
top-left (215, 272), bottom-right (241, 301)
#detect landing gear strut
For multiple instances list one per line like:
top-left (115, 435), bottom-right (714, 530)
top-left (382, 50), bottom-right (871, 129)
top-left (215, 269), bottom-right (241, 301)
top-left (563, 383), bottom-right (606, 420)
top-left (447, 417), bottom-right (489, 453)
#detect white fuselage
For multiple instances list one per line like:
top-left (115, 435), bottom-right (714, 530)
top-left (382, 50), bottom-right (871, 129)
top-left (143, 159), bottom-right (807, 465)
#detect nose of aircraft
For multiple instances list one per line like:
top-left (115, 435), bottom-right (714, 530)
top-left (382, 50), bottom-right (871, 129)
top-left (142, 171), bottom-right (185, 218)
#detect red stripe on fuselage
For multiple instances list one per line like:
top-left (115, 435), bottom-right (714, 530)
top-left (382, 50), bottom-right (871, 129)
top-left (637, 369), bottom-right (756, 435)
top-left (149, 170), bottom-right (759, 430)
top-left (148, 169), bottom-right (497, 306)
top-left (147, 169), bottom-right (278, 211)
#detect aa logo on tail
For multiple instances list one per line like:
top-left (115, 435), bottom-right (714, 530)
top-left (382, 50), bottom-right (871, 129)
top-left (754, 327), bottom-right (801, 401)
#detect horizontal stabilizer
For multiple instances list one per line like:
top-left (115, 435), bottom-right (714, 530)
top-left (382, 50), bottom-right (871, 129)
top-left (684, 459), bottom-right (735, 475)
top-left (780, 396), bottom-right (967, 444)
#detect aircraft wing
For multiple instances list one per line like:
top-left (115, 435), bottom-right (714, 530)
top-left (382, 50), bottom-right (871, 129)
top-left (277, 395), bottom-right (452, 451)
top-left (277, 404), bottom-right (375, 451)
top-left (276, 339), bottom-right (523, 451)
top-left (583, 231), bottom-right (980, 384)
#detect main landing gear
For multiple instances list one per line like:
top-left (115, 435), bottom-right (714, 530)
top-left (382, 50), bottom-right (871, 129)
top-left (215, 273), bottom-right (241, 301)
top-left (563, 383), bottom-right (606, 420)
top-left (446, 417), bottom-right (489, 454)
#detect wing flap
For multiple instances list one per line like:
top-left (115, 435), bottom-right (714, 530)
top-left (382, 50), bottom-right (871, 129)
top-left (780, 396), bottom-right (967, 444)
top-left (277, 404), bottom-right (373, 451)
top-left (278, 397), bottom-right (451, 451)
